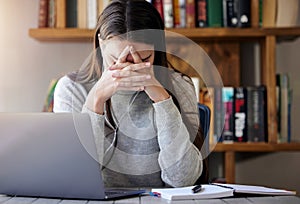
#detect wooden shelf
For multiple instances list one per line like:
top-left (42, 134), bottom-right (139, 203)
top-left (212, 142), bottom-right (300, 152)
top-left (28, 27), bottom-right (300, 41)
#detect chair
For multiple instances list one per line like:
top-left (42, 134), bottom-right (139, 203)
top-left (195, 103), bottom-right (211, 184)
top-left (198, 103), bottom-right (211, 142)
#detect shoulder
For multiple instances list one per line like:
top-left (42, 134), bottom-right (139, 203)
top-left (170, 71), bottom-right (196, 100)
top-left (55, 75), bottom-right (88, 98)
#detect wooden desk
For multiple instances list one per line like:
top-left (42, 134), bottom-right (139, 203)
top-left (1, 195), bottom-right (299, 204)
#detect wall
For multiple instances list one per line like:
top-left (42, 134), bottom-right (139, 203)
top-left (0, 0), bottom-right (91, 112)
top-left (0, 0), bottom-right (300, 194)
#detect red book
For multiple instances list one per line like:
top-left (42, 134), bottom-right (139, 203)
top-left (186, 0), bottom-right (196, 28)
top-left (173, 0), bottom-right (181, 28)
top-left (153, 0), bottom-right (164, 22)
top-left (38, 0), bottom-right (49, 28)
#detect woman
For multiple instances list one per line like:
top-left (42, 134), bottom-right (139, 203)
top-left (54, 0), bottom-right (205, 187)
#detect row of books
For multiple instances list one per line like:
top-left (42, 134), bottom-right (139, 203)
top-left (152, 0), bottom-right (299, 29)
top-left (38, 0), bottom-right (111, 29)
top-left (200, 86), bottom-right (268, 144)
top-left (38, 0), bottom-right (299, 29)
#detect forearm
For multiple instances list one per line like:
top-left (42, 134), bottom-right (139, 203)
top-left (153, 98), bottom-right (202, 187)
top-left (82, 105), bottom-right (106, 164)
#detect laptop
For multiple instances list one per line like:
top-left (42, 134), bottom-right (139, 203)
top-left (0, 113), bottom-right (145, 200)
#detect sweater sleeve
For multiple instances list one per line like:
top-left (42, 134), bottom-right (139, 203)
top-left (53, 76), bottom-right (106, 162)
top-left (153, 73), bottom-right (203, 187)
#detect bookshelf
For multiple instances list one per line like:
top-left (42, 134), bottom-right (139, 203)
top-left (30, 0), bottom-right (300, 184)
top-left (29, 27), bottom-right (300, 183)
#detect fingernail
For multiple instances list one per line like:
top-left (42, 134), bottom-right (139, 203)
top-left (146, 75), bottom-right (151, 79)
top-left (145, 62), bottom-right (151, 66)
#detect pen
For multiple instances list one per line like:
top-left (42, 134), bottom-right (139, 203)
top-left (191, 184), bottom-right (202, 193)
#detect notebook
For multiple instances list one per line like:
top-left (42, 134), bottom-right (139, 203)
top-left (0, 113), bottom-right (145, 200)
top-left (152, 183), bottom-right (296, 200)
top-left (152, 185), bottom-right (234, 200)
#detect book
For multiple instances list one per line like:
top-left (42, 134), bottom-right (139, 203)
top-left (262, 0), bottom-right (276, 27)
top-left (173, 0), bottom-right (181, 28)
top-left (56, 0), bottom-right (66, 28)
top-left (246, 86), bottom-right (267, 142)
top-left (179, 0), bottom-right (186, 28)
top-left (276, 0), bottom-right (299, 27)
top-left (251, 0), bottom-right (259, 28)
top-left (38, 0), bottom-right (49, 28)
top-left (87, 0), bottom-right (97, 29)
top-left (223, 0), bottom-right (238, 27)
top-left (48, 0), bottom-right (56, 28)
top-left (234, 87), bottom-right (247, 142)
top-left (77, 0), bottom-right (87, 28)
top-left (237, 0), bottom-right (251, 27)
top-left (153, 0), bottom-right (164, 22)
top-left (163, 0), bottom-right (174, 28)
top-left (186, 0), bottom-right (196, 28)
top-left (151, 183), bottom-right (296, 200)
top-left (214, 87), bottom-right (223, 142)
top-left (222, 87), bottom-right (234, 143)
top-left (211, 183), bottom-right (296, 196)
top-left (207, 0), bottom-right (223, 27)
top-left (151, 184), bottom-right (234, 200)
top-left (196, 0), bottom-right (207, 27)
top-left (66, 0), bottom-right (78, 27)
top-left (277, 73), bottom-right (290, 143)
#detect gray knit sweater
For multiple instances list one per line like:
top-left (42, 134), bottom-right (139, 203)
top-left (53, 71), bottom-right (202, 188)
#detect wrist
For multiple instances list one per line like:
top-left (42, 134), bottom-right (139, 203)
top-left (146, 85), bottom-right (170, 103)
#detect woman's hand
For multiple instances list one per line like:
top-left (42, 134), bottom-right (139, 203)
top-left (117, 46), bottom-right (170, 103)
top-left (85, 46), bottom-right (153, 114)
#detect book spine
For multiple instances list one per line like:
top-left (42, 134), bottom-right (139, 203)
top-left (163, 0), bottom-right (174, 28)
top-left (207, 0), bottom-right (223, 27)
top-left (262, 0), bottom-right (276, 27)
top-left (196, 0), bottom-right (207, 27)
top-left (246, 86), bottom-right (267, 142)
top-left (38, 0), bottom-right (49, 28)
top-left (153, 0), bottom-right (164, 22)
top-left (173, 0), bottom-right (181, 28)
top-left (222, 87), bottom-right (234, 143)
top-left (279, 74), bottom-right (289, 143)
top-left (56, 0), bottom-right (66, 28)
top-left (48, 0), bottom-right (56, 28)
top-left (87, 0), bottom-right (97, 29)
top-left (238, 0), bottom-right (251, 27)
top-left (186, 0), bottom-right (196, 28)
top-left (77, 0), bottom-right (87, 28)
top-left (66, 0), bottom-right (77, 28)
top-left (223, 0), bottom-right (238, 27)
top-left (234, 87), bottom-right (247, 142)
top-left (214, 87), bottom-right (223, 142)
top-left (251, 0), bottom-right (259, 28)
top-left (179, 0), bottom-right (186, 28)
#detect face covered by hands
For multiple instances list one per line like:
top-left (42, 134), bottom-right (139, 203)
top-left (100, 37), bottom-right (170, 99)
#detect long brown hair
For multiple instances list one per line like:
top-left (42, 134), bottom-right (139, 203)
top-left (68, 0), bottom-right (208, 184)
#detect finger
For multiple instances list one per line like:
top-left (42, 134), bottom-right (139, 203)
top-left (112, 69), bottom-right (151, 79)
top-left (130, 46), bottom-right (142, 64)
top-left (117, 80), bottom-right (148, 88)
top-left (117, 86), bottom-right (145, 92)
top-left (109, 62), bottom-right (132, 70)
top-left (116, 45), bottom-right (131, 63)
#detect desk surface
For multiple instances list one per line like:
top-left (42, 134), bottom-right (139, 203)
top-left (0, 195), bottom-right (299, 204)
